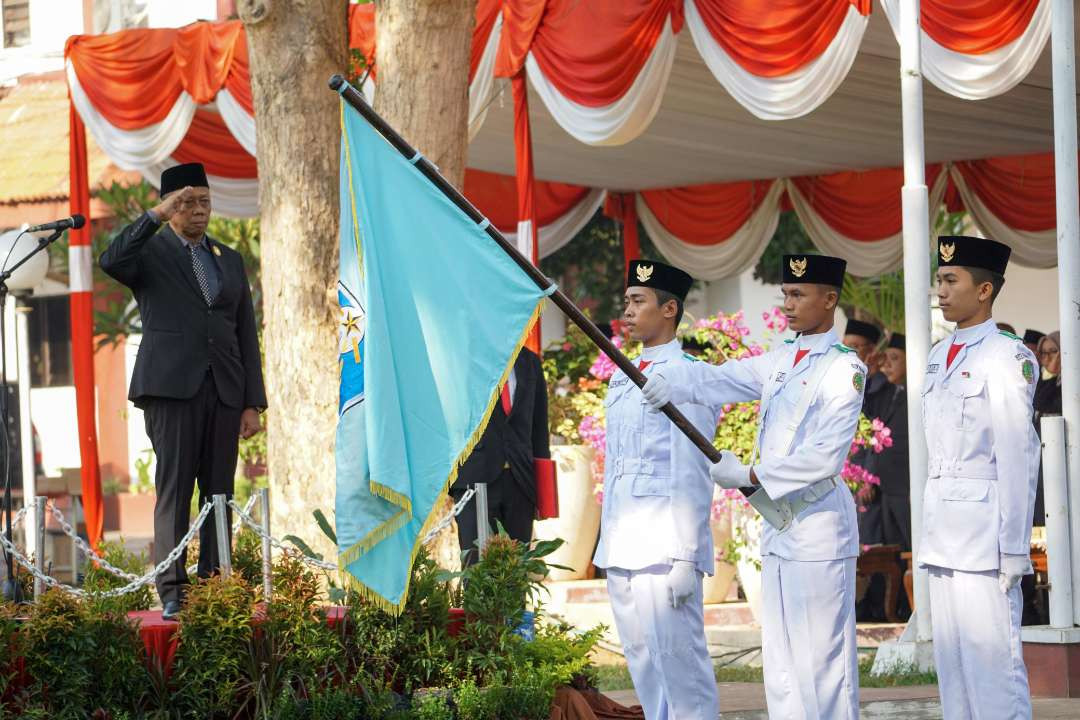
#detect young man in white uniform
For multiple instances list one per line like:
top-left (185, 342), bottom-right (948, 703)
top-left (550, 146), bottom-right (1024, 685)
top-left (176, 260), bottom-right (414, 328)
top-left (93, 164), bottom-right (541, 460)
top-left (921, 236), bottom-right (1038, 719)
top-left (643, 254), bottom-right (866, 719)
top-left (593, 259), bottom-right (719, 720)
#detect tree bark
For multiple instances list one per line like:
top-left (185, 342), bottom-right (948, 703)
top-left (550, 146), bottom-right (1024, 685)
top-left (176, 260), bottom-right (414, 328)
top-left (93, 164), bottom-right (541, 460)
top-left (374, 0), bottom-right (477, 569)
top-left (239, 0), bottom-right (348, 560)
top-left (374, 0), bottom-right (476, 191)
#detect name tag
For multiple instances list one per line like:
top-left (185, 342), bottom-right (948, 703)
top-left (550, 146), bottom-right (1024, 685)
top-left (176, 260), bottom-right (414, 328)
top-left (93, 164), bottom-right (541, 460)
top-left (610, 378), bottom-right (629, 388)
top-left (927, 363), bottom-right (939, 374)
top-left (774, 372), bottom-right (786, 383)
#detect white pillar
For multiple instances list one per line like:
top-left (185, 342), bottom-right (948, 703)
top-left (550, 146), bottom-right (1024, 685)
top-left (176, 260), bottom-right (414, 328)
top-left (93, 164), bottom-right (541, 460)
top-left (1049, 0), bottom-right (1080, 626)
top-left (899, 0), bottom-right (933, 643)
top-left (13, 298), bottom-right (36, 560)
top-left (1042, 416), bottom-right (1073, 628)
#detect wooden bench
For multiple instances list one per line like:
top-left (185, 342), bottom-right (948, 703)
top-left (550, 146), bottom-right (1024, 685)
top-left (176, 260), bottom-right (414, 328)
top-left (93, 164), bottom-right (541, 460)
top-left (856, 544), bottom-right (903, 622)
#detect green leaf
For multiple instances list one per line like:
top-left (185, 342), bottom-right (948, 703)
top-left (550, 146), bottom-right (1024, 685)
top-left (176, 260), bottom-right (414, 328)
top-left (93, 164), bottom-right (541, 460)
top-left (282, 535), bottom-right (323, 561)
top-left (312, 508), bottom-right (337, 545)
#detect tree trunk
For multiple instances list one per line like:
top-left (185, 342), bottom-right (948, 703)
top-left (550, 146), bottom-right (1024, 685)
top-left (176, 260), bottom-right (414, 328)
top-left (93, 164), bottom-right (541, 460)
top-left (375, 0), bottom-right (477, 569)
top-left (374, 0), bottom-right (476, 191)
top-left (239, 0), bottom-right (348, 560)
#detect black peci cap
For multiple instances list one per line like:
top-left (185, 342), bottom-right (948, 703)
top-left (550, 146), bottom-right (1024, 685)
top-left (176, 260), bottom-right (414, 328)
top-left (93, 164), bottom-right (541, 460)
top-left (887, 333), bottom-right (906, 351)
top-left (626, 259), bottom-right (693, 301)
top-left (844, 319), bottom-right (882, 344)
top-left (160, 162), bottom-right (209, 197)
top-left (937, 235), bottom-right (1011, 275)
top-left (1023, 329), bottom-right (1045, 345)
top-left (782, 254), bottom-right (846, 288)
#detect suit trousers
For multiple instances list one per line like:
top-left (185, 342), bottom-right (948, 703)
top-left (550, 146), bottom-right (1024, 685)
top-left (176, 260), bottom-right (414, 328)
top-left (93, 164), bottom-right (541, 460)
top-left (451, 469), bottom-right (535, 565)
top-left (143, 371), bottom-right (241, 605)
top-left (606, 565), bottom-right (719, 720)
top-left (761, 555), bottom-right (859, 720)
top-left (881, 493), bottom-right (912, 551)
top-left (928, 565), bottom-right (1032, 720)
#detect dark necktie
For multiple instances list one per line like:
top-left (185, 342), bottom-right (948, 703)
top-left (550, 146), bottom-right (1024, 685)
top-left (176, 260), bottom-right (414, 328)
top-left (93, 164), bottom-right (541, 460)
top-left (189, 244), bottom-right (212, 305)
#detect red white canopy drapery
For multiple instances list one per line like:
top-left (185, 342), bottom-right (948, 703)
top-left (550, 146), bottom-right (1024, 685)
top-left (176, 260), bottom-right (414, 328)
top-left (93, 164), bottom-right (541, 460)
top-left (62, 0), bottom-right (1066, 547)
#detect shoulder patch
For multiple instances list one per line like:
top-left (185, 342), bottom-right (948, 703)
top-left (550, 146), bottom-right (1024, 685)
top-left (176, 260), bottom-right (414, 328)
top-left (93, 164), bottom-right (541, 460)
top-left (1022, 358), bottom-right (1036, 384)
top-left (682, 353), bottom-right (700, 362)
top-left (833, 343), bottom-right (855, 354)
top-left (999, 330), bottom-right (1022, 341)
top-left (852, 370), bottom-right (866, 393)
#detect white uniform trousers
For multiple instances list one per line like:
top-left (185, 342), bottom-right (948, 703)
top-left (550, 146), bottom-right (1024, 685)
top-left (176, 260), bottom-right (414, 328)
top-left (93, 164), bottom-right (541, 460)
top-left (606, 565), bottom-right (718, 720)
top-left (927, 566), bottom-right (1032, 720)
top-left (761, 555), bottom-right (859, 720)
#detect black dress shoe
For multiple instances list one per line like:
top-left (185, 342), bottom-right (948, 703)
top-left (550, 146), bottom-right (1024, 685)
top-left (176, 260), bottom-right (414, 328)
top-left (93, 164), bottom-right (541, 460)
top-left (161, 600), bottom-right (182, 621)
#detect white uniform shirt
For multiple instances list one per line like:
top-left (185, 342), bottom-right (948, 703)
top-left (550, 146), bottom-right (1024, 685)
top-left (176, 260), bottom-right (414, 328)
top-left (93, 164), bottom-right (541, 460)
top-left (919, 318), bottom-right (1040, 572)
top-left (593, 339), bottom-right (718, 574)
top-left (665, 328), bottom-right (865, 561)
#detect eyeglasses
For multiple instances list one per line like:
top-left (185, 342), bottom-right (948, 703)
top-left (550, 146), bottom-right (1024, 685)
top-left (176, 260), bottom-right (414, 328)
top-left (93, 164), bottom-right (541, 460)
top-left (1039, 348), bottom-right (1059, 358)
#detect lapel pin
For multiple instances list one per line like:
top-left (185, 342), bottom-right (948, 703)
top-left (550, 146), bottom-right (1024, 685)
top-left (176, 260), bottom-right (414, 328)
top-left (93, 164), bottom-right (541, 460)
top-left (211, 245), bottom-right (221, 257)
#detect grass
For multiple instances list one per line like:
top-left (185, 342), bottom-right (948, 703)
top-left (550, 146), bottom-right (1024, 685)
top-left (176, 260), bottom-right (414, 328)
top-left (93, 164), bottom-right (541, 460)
top-left (592, 652), bottom-right (936, 692)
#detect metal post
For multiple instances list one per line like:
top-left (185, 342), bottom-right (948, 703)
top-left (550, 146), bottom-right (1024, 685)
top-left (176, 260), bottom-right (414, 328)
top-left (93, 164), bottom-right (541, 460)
top-left (33, 496), bottom-right (44, 599)
top-left (12, 298), bottom-right (36, 561)
top-left (1049, 0), bottom-right (1080, 627)
top-left (899, 0), bottom-right (933, 643)
top-left (1042, 416), bottom-right (1073, 628)
top-left (213, 494), bottom-right (232, 579)
top-left (259, 488), bottom-right (272, 601)
top-left (474, 483), bottom-right (491, 553)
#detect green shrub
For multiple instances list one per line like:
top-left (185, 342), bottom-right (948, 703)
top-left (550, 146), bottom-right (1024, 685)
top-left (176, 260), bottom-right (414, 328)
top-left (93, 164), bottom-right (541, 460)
top-left (171, 575), bottom-right (256, 717)
top-left (83, 539), bottom-right (154, 614)
top-left (232, 526), bottom-right (265, 591)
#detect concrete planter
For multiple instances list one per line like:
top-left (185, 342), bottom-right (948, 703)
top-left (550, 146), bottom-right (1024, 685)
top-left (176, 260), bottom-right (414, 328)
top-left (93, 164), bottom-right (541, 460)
top-left (703, 511), bottom-right (738, 604)
top-left (533, 445), bottom-right (600, 581)
top-left (103, 492), bottom-right (157, 536)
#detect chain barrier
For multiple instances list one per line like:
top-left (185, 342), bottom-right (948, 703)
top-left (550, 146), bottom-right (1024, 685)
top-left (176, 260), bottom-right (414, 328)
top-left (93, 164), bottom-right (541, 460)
top-left (1, 487), bottom-right (478, 598)
top-left (0, 501), bottom-right (214, 599)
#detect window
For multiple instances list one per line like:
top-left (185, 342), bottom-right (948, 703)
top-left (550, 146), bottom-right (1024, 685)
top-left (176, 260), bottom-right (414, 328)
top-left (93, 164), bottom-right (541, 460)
top-left (1, 1), bottom-right (30, 49)
top-left (27, 295), bottom-right (72, 388)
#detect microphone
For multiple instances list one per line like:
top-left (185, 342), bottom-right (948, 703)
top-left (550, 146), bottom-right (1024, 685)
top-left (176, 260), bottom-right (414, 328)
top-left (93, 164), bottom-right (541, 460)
top-left (26, 215), bottom-right (86, 233)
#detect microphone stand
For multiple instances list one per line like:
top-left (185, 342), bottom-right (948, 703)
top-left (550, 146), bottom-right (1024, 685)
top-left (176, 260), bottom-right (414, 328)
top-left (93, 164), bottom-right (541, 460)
top-left (2, 227), bottom-right (64, 603)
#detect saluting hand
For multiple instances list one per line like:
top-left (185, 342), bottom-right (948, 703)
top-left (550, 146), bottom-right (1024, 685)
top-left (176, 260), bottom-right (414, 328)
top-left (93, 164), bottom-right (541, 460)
top-left (151, 185), bottom-right (196, 222)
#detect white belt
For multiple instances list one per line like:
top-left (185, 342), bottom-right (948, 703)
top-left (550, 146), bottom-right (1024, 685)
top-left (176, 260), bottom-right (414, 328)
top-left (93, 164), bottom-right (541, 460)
top-left (611, 457), bottom-right (669, 477)
top-left (928, 457), bottom-right (996, 480)
top-left (784, 476), bottom-right (841, 518)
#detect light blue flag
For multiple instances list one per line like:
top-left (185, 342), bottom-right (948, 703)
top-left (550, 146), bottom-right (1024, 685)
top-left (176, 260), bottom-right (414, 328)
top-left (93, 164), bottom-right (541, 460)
top-left (334, 96), bottom-right (551, 613)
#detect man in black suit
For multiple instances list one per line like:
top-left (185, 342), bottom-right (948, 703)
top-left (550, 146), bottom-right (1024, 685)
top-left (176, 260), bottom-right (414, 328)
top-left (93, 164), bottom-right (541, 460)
top-left (866, 333), bottom-right (911, 550)
top-left (450, 347), bottom-right (549, 564)
top-left (100, 163), bottom-right (265, 618)
top-left (844, 318), bottom-right (888, 546)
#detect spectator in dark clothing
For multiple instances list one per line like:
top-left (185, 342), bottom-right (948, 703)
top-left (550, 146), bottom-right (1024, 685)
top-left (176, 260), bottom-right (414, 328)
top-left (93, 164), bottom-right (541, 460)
top-left (1024, 329), bottom-right (1046, 357)
top-left (1032, 331), bottom-right (1063, 526)
top-left (845, 319), bottom-right (888, 546)
top-left (866, 333), bottom-right (911, 551)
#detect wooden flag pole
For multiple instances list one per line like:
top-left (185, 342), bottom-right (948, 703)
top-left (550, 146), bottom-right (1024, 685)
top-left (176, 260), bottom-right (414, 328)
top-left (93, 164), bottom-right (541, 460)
top-left (329, 75), bottom-right (770, 510)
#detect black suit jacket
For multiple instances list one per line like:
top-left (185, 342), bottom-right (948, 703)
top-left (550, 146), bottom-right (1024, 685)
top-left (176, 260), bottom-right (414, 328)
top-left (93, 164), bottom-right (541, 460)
top-left (99, 212), bottom-right (266, 411)
top-left (452, 348), bottom-right (550, 506)
top-left (865, 384), bottom-right (910, 497)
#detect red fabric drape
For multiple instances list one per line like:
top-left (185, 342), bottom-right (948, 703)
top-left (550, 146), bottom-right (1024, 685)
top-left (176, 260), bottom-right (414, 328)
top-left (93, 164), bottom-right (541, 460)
top-left (464, 170), bottom-right (592, 232)
top-left (512, 71), bottom-right (541, 354)
top-left (953, 154), bottom-right (1057, 231)
top-left (691, 0), bottom-right (871, 77)
top-left (920, 0), bottom-right (1040, 55)
top-left (172, 108), bottom-right (256, 177)
top-left (639, 180), bottom-right (774, 245)
top-left (605, 193), bottom-right (640, 272)
top-left (789, 165), bottom-right (944, 241)
top-left (67, 10), bottom-right (372, 128)
top-left (496, 0), bottom-right (683, 107)
top-left (67, 102), bottom-right (103, 551)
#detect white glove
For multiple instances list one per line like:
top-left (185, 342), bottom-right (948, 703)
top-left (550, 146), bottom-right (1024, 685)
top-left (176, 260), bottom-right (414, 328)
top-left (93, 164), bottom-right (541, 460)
top-left (998, 553), bottom-right (1030, 594)
top-left (641, 373), bottom-right (670, 412)
top-left (666, 559), bottom-right (698, 609)
top-left (709, 450), bottom-right (752, 489)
